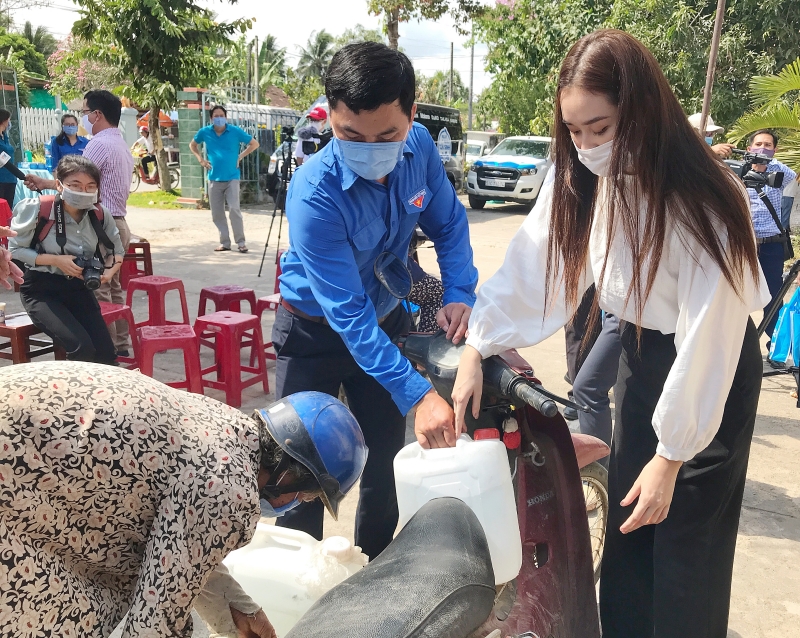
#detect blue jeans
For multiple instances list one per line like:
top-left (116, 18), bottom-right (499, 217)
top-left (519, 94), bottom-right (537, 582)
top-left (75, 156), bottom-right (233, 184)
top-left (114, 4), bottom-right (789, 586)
top-left (758, 241), bottom-right (785, 340)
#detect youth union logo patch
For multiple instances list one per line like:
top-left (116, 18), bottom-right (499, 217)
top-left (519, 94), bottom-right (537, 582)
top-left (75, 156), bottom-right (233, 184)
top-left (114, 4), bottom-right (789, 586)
top-left (408, 189), bottom-right (426, 209)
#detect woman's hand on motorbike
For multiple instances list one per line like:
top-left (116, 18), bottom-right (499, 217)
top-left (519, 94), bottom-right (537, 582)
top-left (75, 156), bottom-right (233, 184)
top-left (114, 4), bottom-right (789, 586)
top-left (435, 302), bottom-right (471, 344)
top-left (619, 454), bottom-right (682, 534)
top-left (414, 390), bottom-right (457, 449)
top-left (230, 605), bottom-right (277, 638)
top-left (451, 345), bottom-right (484, 438)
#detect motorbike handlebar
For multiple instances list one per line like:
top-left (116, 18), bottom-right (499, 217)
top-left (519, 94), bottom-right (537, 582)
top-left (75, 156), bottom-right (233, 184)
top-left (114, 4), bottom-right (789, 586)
top-left (512, 382), bottom-right (559, 418)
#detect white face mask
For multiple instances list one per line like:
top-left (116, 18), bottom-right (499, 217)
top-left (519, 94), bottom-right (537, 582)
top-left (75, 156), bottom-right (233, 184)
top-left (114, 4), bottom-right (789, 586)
top-left (61, 186), bottom-right (98, 209)
top-left (574, 138), bottom-right (614, 176)
top-left (81, 113), bottom-right (95, 136)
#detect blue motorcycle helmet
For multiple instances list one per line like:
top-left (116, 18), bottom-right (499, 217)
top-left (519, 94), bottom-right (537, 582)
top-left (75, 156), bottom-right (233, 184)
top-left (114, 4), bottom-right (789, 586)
top-left (254, 392), bottom-right (368, 520)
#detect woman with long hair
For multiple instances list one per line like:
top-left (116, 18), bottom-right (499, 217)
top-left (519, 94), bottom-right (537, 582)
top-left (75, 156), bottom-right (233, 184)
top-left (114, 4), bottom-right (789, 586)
top-left (452, 30), bottom-right (768, 636)
top-left (49, 112), bottom-right (89, 169)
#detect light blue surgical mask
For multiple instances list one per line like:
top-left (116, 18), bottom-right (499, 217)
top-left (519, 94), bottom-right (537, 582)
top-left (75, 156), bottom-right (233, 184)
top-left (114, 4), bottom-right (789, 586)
top-left (260, 497), bottom-right (300, 518)
top-left (335, 137), bottom-right (406, 181)
top-left (705, 136), bottom-right (714, 146)
top-left (63, 125), bottom-right (79, 136)
top-left (212, 116), bottom-right (227, 128)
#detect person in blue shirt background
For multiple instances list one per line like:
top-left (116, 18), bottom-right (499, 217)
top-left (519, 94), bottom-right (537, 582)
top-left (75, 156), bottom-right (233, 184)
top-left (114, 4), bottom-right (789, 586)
top-left (0, 109), bottom-right (18, 208)
top-left (274, 42), bottom-right (478, 559)
top-left (48, 113), bottom-right (89, 170)
top-left (744, 129), bottom-right (797, 350)
top-left (190, 105), bottom-right (259, 253)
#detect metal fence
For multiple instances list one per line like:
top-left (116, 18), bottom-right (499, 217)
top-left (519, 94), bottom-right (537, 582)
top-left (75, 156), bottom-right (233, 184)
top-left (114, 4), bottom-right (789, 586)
top-left (200, 89), bottom-right (298, 203)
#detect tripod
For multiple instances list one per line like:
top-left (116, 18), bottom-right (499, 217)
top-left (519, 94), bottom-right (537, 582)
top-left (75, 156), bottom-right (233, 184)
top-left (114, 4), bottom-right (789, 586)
top-left (258, 132), bottom-right (294, 278)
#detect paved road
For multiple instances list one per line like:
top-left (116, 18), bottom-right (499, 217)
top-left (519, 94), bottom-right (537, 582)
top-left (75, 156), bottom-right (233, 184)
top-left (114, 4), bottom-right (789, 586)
top-left (2, 197), bottom-right (797, 637)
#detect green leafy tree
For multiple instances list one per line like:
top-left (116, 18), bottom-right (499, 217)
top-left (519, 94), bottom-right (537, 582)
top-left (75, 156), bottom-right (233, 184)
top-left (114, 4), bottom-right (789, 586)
top-left (728, 58), bottom-right (800, 173)
top-left (297, 30), bottom-right (335, 81)
top-left (333, 24), bottom-right (385, 49)
top-left (66, 0), bottom-right (250, 191)
top-left (367, 0), bottom-right (485, 49)
top-left (21, 21), bottom-right (57, 58)
top-left (277, 67), bottom-right (324, 111)
top-left (416, 70), bottom-right (468, 106)
top-left (0, 28), bottom-right (48, 77)
top-left (258, 34), bottom-right (286, 90)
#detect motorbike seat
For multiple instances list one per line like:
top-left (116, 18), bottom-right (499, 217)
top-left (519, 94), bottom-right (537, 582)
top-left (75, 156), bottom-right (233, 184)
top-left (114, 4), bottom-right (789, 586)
top-left (571, 432), bottom-right (610, 468)
top-left (285, 498), bottom-right (496, 638)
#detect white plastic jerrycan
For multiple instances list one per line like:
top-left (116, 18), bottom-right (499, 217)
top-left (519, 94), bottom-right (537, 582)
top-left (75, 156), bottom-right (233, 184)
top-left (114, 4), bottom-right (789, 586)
top-left (222, 524), bottom-right (368, 637)
top-left (394, 431), bottom-right (522, 584)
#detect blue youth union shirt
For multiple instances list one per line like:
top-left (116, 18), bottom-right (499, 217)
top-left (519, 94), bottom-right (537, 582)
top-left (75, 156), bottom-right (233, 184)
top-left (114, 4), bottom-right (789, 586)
top-left (280, 122), bottom-right (478, 415)
top-left (193, 124), bottom-right (253, 182)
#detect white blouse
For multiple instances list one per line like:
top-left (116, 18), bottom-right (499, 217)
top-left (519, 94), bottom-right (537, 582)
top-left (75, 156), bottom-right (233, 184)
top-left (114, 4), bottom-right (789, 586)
top-left (466, 178), bottom-right (770, 462)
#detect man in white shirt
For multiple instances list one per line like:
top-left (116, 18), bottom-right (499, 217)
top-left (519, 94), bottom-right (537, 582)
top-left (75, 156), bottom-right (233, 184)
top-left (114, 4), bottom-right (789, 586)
top-left (293, 106), bottom-right (328, 167)
top-left (132, 126), bottom-right (156, 178)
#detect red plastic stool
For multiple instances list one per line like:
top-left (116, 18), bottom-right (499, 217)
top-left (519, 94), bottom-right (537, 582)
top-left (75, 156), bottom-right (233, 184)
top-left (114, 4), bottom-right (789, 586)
top-left (199, 285), bottom-right (257, 316)
top-left (137, 324), bottom-right (203, 393)
top-left (126, 275), bottom-right (190, 328)
top-left (99, 302), bottom-right (139, 368)
top-left (120, 239), bottom-right (153, 289)
top-left (194, 311), bottom-right (269, 407)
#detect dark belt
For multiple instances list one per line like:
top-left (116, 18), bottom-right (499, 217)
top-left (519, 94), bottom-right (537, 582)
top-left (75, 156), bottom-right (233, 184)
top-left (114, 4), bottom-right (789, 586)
top-left (280, 298), bottom-right (393, 326)
top-left (756, 234), bottom-right (785, 244)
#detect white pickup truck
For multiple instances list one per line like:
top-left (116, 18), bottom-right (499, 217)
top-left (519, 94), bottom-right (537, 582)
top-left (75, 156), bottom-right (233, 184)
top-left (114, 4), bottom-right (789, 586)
top-left (466, 136), bottom-right (552, 211)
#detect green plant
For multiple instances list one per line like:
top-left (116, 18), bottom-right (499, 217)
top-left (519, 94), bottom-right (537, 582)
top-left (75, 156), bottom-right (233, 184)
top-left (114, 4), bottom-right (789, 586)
top-left (728, 58), bottom-right (800, 173)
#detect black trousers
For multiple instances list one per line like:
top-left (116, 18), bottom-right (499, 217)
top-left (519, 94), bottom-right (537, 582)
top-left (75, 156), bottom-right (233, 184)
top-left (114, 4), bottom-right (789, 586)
top-left (20, 270), bottom-right (116, 364)
top-left (271, 304), bottom-right (410, 559)
top-left (599, 319), bottom-right (761, 638)
top-left (565, 285), bottom-right (601, 384)
top-left (0, 181), bottom-right (16, 208)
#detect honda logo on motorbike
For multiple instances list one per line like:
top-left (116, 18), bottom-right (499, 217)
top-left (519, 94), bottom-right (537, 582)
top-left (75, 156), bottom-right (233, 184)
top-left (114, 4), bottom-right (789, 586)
top-left (527, 490), bottom-right (555, 507)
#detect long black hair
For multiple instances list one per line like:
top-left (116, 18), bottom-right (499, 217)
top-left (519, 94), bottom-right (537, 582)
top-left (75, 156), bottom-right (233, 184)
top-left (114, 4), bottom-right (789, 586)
top-left (55, 113), bottom-right (80, 146)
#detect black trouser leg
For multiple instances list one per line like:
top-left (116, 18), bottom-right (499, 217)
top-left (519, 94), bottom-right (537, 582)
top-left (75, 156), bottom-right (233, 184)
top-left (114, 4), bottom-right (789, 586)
top-left (0, 181), bottom-right (16, 208)
top-left (271, 305), bottom-right (409, 558)
top-left (21, 271), bottom-right (116, 364)
top-left (600, 320), bottom-right (761, 638)
top-left (565, 285), bottom-right (600, 384)
top-left (572, 314), bottom-right (621, 468)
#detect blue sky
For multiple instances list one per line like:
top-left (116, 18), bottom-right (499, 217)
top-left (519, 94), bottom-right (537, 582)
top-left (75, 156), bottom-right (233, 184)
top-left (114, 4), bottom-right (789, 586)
top-left (14, 0), bottom-right (493, 93)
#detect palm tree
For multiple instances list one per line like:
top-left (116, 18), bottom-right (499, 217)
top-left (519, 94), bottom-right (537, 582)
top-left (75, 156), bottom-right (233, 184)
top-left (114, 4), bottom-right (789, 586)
top-left (728, 58), bottom-right (800, 173)
top-left (297, 30), bottom-right (335, 82)
top-left (22, 21), bottom-right (57, 58)
top-left (259, 35), bottom-right (285, 77)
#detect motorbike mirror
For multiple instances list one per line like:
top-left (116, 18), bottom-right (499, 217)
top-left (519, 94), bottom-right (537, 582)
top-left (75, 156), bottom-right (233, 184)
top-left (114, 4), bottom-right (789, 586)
top-left (374, 251), bottom-right (413, 299)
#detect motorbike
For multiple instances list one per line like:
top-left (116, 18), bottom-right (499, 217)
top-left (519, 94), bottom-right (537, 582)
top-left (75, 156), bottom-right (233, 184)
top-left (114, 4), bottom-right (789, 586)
top-left (130, 149), bottom-right (180, 192)
top-left (286, 328), bottom-right (609, 638)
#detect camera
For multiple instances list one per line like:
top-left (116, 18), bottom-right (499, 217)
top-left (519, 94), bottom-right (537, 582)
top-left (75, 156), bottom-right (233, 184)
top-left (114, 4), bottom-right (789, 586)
top-left (73, 255), bottom-right (105, 290)
top-left (281, 125), bottom-right (294, 144)
top-left (300, 129), bottom-right (333, 156)
top-left (729, 149), bottom-right (784, 189)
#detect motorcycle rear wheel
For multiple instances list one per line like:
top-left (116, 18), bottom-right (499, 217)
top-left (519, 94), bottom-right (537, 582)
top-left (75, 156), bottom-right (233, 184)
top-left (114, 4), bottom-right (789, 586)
top-left (581, 460), bottom-right (609, 584)
top-left (130, 169), bottom-right (140, 192)
top-left (168, 168), bottom-right (180, 191)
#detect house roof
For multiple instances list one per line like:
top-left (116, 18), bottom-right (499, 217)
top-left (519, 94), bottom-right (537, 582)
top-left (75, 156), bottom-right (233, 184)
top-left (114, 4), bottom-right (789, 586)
top-left (263, 85), bottom-right (291, 108)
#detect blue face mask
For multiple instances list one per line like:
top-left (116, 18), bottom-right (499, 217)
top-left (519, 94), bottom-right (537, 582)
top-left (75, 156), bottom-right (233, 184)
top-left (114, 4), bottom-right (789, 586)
top-left (260, 497), bottom-right (300, 518)
top-left (63, 125), bottom-right (79, 136)
top-left (705, 136), bottom-right (714, 146)
top-left (335, 137), bottom-right (406, 181)
top-left (212, 116), bottom-right (227, 128)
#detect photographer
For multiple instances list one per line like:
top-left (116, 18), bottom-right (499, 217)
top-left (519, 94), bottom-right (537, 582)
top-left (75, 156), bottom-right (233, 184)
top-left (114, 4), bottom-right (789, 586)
top-left (293, 106), bottom-right (329, 167)
top-left (10, 155), bottom-right (124, 364)
top-left (745, 129), bottom-right (797, 347)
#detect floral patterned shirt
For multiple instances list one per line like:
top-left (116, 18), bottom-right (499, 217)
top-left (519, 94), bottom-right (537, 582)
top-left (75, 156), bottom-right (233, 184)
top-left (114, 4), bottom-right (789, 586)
top-left (0, 361), bottom-right (262, 637)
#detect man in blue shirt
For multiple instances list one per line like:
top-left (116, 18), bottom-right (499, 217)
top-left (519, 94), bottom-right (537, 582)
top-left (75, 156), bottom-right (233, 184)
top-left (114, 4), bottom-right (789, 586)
top-left (274, 42), bottom-right (478, 558)
top-left (745, 129), bottom-right (797, 347)
top-left (190, 105), bottom-right (259, 253)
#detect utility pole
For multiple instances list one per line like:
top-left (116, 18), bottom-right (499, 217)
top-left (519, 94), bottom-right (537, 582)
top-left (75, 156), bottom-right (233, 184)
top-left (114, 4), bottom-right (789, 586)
top-left (700, 0), bottom-right (727, 134)
top-left (254, 36), bottom-right (259, 104)
top-left (449, 42), bottom-right (454, 105)
top-left (468, 29), bottom-right (474, 130)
